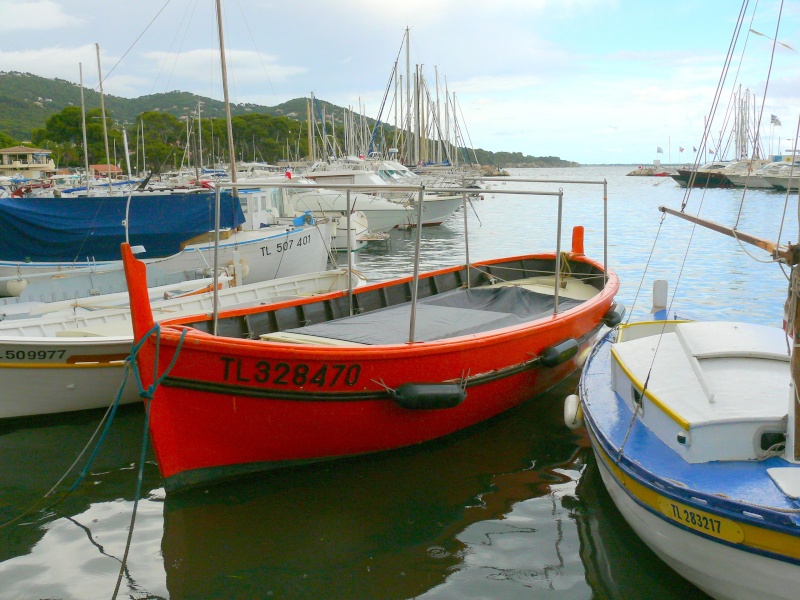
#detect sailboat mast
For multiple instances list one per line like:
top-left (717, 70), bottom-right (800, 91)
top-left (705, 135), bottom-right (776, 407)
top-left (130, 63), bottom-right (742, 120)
top-left (78, 62), bottom-right (91, 194)
top-left (95, 43), bottom-right (112, 193)
top-left (215, 0), bottom-right (238, 195)
top-left (792, 262), bottom-right (800, 460)
top-left (198, 101), bottom-right (204, 169)
top-left (405, 27), bottom-right (411, 165)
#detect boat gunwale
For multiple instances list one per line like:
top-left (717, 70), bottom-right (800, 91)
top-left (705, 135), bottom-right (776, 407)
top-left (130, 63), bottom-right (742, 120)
top-left (146, 252), bottom-right (619, 356)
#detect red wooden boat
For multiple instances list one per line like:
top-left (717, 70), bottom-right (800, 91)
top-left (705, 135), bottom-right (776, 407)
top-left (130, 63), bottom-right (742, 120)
top-left (123, 226), bottom-right (620, 492)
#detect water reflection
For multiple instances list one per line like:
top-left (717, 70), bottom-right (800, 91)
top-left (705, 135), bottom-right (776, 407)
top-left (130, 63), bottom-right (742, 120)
top-left (161, 379), bottom-right (583, 599)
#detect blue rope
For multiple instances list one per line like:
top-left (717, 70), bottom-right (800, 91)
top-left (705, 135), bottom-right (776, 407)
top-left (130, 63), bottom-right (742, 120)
top-left (111, 383), bottom-right (152, 599)
top-left (111, 323), bottom-right (188, 599)
top-left (67, 366), bottom-right (127, 493)
top-left (66, 323), bottom-right (187, 493)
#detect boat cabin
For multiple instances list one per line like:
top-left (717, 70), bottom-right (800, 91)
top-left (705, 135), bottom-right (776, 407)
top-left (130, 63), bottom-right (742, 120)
top-left (611, 321), bottom-right (790, 463)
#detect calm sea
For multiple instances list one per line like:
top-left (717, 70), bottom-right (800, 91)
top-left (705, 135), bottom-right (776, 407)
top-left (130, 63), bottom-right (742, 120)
top-left (1, 165), bottom-right (793, 599)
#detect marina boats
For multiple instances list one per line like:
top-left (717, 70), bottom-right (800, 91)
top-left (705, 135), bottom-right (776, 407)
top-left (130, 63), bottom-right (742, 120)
top-left (761, 162), bottom-right (800, 191)
top-left (246, 171), bottom-right (413, 234)
top-left (669, 161), bottom-right (734, 188)
top-left (123, 182), bottom-right (621, 492)
top-left (0, 267), bottom-right (363, 419)
top-left (720, 158), bottom-right (775, 189)
top-left (303, 158), bottom-right (463, 226)
top-left (0, 188), bottom-right (334, 302)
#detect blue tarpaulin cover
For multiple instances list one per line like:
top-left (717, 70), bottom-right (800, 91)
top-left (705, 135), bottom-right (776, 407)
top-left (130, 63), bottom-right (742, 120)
top-left (0, 192), bottom-right (245, 262)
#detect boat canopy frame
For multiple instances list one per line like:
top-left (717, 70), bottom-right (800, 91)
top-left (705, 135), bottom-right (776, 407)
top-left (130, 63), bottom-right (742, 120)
top-left (211, 177), bottom-right (610, 343)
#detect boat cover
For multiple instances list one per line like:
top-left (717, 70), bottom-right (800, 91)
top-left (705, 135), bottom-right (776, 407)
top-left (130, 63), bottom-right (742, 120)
top-left (0, 193), bottom-right (245, 262)
top-left (286, 286), bottom-right (583, 344)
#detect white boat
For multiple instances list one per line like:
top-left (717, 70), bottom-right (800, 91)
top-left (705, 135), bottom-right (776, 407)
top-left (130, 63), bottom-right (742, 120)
top-left (0, 274), bottom-right (232, 321)
top-left (575, 313), bottom-right (800, 600)
top-left (303, 157), bottom-right (463, 226)
top-left (719, 158), bottom-right (773, 188)
top-left (245, 173), bottom-right (415, 236)
top-left (723, 160), bottom-right (797, 189)
top-left (762, 163), bottom-right (800, 191)
top-left (0, 188), bottom-right (335, 300)
top-left (0, 267), bottom-right (364, 419)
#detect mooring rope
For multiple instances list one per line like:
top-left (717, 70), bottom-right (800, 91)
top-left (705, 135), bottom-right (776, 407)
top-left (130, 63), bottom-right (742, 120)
top-left (111, 323), bottom-right (188, 600)
top-left (0, 367), bottom-right (130, 531)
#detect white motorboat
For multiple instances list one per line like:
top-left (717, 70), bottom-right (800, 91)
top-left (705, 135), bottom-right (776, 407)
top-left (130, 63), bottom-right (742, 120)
top-left (0, 267), bottom-right (364, 419)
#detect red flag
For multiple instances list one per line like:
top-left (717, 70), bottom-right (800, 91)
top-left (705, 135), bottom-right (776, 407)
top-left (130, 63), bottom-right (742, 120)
top-left (679, 147), bottom-right (684, 152)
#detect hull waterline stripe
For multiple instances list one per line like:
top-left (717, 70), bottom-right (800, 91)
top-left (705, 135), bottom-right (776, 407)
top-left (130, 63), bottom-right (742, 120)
top-left (160, 324), bottom-right (604, 401)
top-left (587, 423), bottom-right (800, 565)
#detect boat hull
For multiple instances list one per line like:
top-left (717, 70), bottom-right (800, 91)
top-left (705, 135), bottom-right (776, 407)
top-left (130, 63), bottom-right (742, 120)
top-left (0, 336), bottom-right (136, 418)
top-left (402, 194), bottom-right (463, 226)
top-left (127, 250), bottom-right (619, 491)
top-left (590, 432), bottom-right (800, 600)
top-left (580, 331), bottom-right (800, 600)
top-left (670, 169), bottom-right (733, 188)
top-left (0, 223), bottom-right (333, 300)
top-left (149, 322), bottom-right (601, 490)
top-left (0, 268), bottom-right (362, 419)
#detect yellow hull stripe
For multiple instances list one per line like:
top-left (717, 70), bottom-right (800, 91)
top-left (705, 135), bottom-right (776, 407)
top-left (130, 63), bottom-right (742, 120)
top-left (0, 360), bottom-right (125, 369)
top-left (591, 427), bottom-right (800, 560)
top-left (611, 321), bottom-right (692, 430)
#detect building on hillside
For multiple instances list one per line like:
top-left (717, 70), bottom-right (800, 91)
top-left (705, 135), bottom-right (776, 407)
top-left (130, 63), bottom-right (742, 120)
top-left (0, 145), bottom-right (56, 179)
top-left (89, 164), bottom-right (123, 178)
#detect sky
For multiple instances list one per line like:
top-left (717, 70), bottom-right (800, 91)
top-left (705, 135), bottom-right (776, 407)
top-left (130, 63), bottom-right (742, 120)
top-left (1, 0), bottom-right (799, 164)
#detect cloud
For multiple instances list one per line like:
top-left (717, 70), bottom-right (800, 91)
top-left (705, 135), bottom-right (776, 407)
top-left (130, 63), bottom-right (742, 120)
top-left (0, 1), bottom-right (84, 31)
top-left (0, 45), bottom-right (114, 84)
top-left (142, 48), bottom-right (307, 90)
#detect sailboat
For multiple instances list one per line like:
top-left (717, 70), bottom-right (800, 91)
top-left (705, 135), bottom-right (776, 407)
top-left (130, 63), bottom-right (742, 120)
top-left (571, 6), bottom-right (800, 599)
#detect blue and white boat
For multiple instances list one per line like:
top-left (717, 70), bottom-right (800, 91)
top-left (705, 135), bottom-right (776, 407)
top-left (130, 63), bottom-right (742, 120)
top-left (567, 5), bottom-right (800, 597)
top-left (573, 315), bottom-right (800, 600)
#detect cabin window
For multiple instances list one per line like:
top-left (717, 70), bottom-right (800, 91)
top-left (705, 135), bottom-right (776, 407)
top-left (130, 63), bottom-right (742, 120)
top-left (760, 431), bottom-right (786, 452)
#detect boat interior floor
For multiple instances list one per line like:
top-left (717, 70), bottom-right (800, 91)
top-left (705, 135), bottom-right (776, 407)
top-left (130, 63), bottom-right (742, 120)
top-left (260, 284), bottom-right (585, 346)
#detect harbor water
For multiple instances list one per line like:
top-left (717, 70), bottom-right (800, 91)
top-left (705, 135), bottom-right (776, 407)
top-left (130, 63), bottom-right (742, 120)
top-left (1, 165), bottom-right (794, 599)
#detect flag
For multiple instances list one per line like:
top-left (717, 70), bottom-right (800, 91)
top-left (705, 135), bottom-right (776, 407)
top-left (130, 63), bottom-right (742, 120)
top-left (679, 147), bottom-right (685, 153)
top-left (771, 114), bottom-right (778, 123)
top-left (774, 118), bottom-right (782, 126)
top-left (657, 147), bottom-right (663, 153)
top-left (708, 149), bottom-right (715, 154)
top-left (285, 167), bottom-right (292, 179)
top-left (693, 146), bottom-right (697, 152)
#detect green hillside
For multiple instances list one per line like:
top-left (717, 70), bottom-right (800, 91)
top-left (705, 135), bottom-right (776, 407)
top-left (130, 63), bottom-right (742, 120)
top-left (0, 71), bottom-right (353, 139)
top-left (0, 71), bottom-right (579, 167)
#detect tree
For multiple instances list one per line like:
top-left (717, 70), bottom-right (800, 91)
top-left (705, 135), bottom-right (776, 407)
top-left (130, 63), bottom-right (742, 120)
top-left (0, 131), bottom-right (16, 149)
top-left (30, 105), bottom-right (123, 167)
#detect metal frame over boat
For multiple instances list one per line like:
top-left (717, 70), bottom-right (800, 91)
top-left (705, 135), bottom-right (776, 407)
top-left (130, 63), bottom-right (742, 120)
top-left (123, 180), bottom-right (621, 492)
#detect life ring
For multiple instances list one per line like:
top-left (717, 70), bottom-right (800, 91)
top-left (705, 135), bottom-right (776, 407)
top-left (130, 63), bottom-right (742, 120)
top-left (226, 257), bottom-right (250, 285)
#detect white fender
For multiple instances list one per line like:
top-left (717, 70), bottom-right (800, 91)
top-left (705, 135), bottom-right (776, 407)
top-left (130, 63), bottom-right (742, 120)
top-left (564, 394), bottom-right (584, 430)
